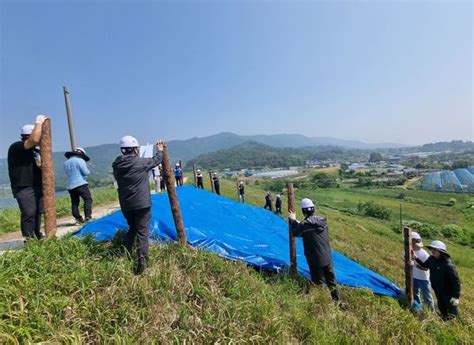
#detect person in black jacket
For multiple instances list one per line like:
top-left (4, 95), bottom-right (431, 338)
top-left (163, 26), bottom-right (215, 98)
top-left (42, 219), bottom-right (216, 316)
top-left (212, 173), bottom-right (220, 195)
top-left (7, 115), bottom-right (48, 240)
top-left (196, 169), bottom-right (204, 189)
top-left (414, 240), bottom-right (461, 320)
top-left (275, 193), bottom-right (282, 214)
top-left (289, 198), bottom-right (341, 301)
top-left (264, 192), bottom-right (273, 211)
top-left (238, 181), bottom-right (245, 203)
top-left (113, 135), bottom-right (164, 274)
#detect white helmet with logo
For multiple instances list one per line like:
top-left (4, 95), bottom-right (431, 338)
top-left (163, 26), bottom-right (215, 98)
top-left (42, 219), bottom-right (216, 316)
top-left (119, 135), bottom-right (139, 148)
top-left (300, 198), bottom-right (315, 209)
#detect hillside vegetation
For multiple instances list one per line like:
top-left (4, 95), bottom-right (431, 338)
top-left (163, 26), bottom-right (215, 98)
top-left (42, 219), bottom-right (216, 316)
top-left (1, 176), bottom-right (472, 343)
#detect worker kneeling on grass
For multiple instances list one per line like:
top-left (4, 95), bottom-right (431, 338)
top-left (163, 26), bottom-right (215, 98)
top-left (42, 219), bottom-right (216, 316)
top-left (414, 240), bottom-right (461, 320)
top-left (289, 198), bottom-right (341, 302)
top-left (112, 135), bottom-right (165, 274)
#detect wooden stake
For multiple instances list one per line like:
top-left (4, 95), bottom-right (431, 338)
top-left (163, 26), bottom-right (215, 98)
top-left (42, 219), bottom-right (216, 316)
top-left (403, 226), bottom-right (414, 304)
top-left (209, 171), bottom-right (215, 193)
top-left (287, 183), bottom-right (297, 273)
top-left (40, 119), bottom-right (57, 239)
top-left (236, 177), bottom-right (240, 201)
top-left (161, 145), bottom-right (187, 245)
top-left (193, 164), bottom-right (197, 187)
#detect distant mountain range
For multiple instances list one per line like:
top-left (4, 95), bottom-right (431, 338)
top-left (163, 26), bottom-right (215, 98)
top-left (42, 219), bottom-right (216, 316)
top-left (0, 132), bottom-right (471, 188)
top-left (168, 132), bottom-right (405, 160)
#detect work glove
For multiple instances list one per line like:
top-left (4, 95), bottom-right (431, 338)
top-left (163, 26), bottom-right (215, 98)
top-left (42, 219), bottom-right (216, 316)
top-left (156, 140), bottom-right (165, 152)
top-left (450, 298), bottom-right (460, 306)
top-left (288, 212), bottom-right (296, 221)
top-left (35, 114), bottom-right (48, 124)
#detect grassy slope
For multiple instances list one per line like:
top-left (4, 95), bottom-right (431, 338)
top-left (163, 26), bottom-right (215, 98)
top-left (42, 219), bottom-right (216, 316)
top-left (0, 187), bottom-right (118, 235)
top-left (0, 177), bottom-right (472, 343)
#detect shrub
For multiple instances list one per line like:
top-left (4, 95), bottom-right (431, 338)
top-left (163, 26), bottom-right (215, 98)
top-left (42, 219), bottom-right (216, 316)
top-left (440, 224), bottom-right (465, 240)
top-left (401, 220), bottom-right (440, 238)
top-left (397, 192), bottom-right (406, 200)
top-left (447, 198), bottom-right (457, 207)
top-left (357, 201), bottom-right (391, 220)
top-left (357, 177), bottom-right (373, 187)
top-left (310, 172), bottom-right (338, 188)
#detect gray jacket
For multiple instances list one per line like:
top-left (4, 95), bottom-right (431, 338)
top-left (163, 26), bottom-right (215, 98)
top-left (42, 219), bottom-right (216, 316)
top-left (112, 153), bottom-right (163, 211)
top-left (290, 215), bottom-right (332, 267)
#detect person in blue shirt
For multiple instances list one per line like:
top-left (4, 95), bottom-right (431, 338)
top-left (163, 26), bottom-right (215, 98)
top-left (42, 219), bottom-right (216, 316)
top-left (174, 163), bottom-right (183, 186)
top-left (64, 147), bottom-right (93, 223)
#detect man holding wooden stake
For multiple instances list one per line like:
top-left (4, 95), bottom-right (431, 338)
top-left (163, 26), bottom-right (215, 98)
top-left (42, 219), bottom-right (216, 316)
top-left (7, 115), bottom-right (48, 240)
top-left (113, 135), bottom-right (165, 274)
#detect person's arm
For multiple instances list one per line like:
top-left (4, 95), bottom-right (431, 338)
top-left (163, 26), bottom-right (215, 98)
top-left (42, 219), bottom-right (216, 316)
top-left (79, 159), bottom-right (90, 176)
top-left (414, 255), bottom-right (431, 269)
top-left (142, 140), bottom-right (165, 171)
top-left (24, 115), bottom-right (48, 149)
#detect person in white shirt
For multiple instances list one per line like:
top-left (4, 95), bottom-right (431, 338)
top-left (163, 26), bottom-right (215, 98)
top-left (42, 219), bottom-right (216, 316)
top-left (410, 231), bottom-right (435, 311)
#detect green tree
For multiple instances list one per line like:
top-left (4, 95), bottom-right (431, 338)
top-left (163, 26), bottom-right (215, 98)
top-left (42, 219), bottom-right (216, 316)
top-left (369, 152), bottom-right (384, 162)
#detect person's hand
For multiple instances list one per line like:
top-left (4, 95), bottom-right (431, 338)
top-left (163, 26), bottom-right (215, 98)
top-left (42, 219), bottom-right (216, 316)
top-left (411, 250), bottom-right (418, 259)
top-left (35, 114), bottom-right (48, 124)
top-left (156, 140), bottom-right (165, 152)
top-left (288, 212), bottom-right (296, 221)
top-left (450, 298), bottom-right (460, 306)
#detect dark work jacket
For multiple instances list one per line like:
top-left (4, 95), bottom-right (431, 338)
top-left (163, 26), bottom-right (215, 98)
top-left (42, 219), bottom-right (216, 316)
top-left (265, 195), bottom-right (273, 205)
top-left (416, 255), bottom-right (461, 299)
top-left (239, 185), bottom-right (245, 195)
top-left (290, 215), bottom-right (332, 267)
top-left (213, 176), bottom-right (220, 187)
top-left (275, 196), bottom-right (282, 208)
top-left (112, 153), bottom-right (163, 212)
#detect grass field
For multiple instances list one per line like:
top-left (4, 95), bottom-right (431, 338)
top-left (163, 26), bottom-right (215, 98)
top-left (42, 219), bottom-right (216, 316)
top-left (0, 187), bottom-right (118, 235)
top-left (0, 175), bottom-right (472, 343)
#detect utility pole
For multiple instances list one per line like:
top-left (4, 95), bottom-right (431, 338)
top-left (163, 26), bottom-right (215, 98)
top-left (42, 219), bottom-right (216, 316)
top-left (40, 119), bottom-right (57, 238)
top-left (403, 226), bottom-right (414, 305)
top-left (161, 145), bottom-right (187, 245)
top-left (287, 183), bottom-right (297, 273)
top-left (63, 86), bottom-right (77, 150)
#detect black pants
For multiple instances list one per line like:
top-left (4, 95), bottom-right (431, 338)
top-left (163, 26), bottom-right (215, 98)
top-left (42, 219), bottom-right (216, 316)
top-left (276, 205), bottom-right (282, 214)
top-left (435, 292), bottom-right (459, 320)
top-left (160, 179), bottom-right (166, 191)
top-left (175, 176), bottom-right (183, 186)
top-left (122, 207), bottom-right (151, 260)
top-left (68, 184), bottom-right (93, 220)
top-left (307, 259), bottom-right (341, 301)
top-left (13, 186), bottom-right (43, 239)
top-left (197, 177), bottom-right (204, 189)
top-left (264, 203), bottom-right (273, 211)
top-left (214, 183), bottom-right (220, 195)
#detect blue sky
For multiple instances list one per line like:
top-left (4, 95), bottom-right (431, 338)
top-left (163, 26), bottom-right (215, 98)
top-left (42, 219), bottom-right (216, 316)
top-left (1, 0), bottom-right (472, 154)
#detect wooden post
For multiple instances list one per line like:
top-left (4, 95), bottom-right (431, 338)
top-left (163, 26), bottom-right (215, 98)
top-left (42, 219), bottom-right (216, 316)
top-left (403, 226), bottom-right (414, 304)
top-left (209, 171), bottom-right (215, 193)
top-left (40, 119), bottom-right (57, 239)
top-left (287, 183), bottom-right (297, 273)
top-left (161, 145), bottom-right (187, 245)
top-left (193, 164), bottom-right (197, 187)
top-left (236, 177), bottom-right (240, 201)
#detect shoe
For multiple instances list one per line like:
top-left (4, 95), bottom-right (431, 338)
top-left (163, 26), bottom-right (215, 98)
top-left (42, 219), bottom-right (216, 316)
top-left (134, 258), bottom-right (147, 275)
top-left (75, 217), bottom-right (85, 225)
top-left (84, 217), bottom-right (92, 223)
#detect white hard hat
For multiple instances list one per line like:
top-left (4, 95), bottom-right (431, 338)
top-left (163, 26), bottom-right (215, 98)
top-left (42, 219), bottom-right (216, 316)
top-left (119, 135), bottom-right (139, 148)
top-left (239, 181), bottom-right (243, 184)
top-left (21, 124), bottom-right (34, 135)
top-left (300, 198), bottom-right (315, 209)
top-left (76, 147), bottom-right (87, 155)
top-left (427, 240), bottom-right (447, 252)
top-left (411, 231), bottom-right (421, 241)
top-left (176, 163), bottom-right (180, 166)
top-left (197, 169), bottom-right (201, 172)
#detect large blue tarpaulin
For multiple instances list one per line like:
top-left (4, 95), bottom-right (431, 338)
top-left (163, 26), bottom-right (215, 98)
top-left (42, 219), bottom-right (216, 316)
top-left (75, 186), bottom-right (402, 297)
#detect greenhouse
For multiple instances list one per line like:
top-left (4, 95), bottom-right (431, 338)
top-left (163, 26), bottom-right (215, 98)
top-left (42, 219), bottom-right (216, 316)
top-left (421, 168), bottom-right (474, 193)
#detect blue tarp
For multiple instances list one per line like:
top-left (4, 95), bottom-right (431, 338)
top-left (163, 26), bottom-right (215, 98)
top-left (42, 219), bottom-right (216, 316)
top-left (75, 186), bottom-right (402, 298)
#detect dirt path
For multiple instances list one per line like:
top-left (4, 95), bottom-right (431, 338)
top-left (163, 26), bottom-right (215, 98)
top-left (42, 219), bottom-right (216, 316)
top-left (0, 202), bottom-right (120, 254)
